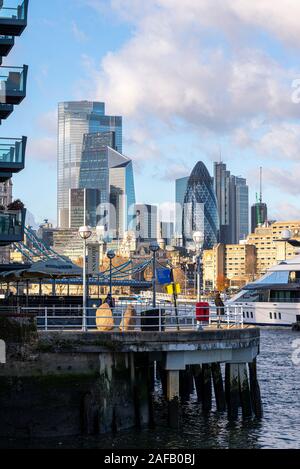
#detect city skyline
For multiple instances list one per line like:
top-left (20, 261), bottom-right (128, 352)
top-left (4, 0), bottom-right (300, 226)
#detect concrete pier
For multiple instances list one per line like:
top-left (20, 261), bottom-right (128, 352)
top-left (0, 318), bottom-right (262, 437)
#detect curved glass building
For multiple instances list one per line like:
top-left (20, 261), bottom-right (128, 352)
top-left (183, 162), bottom-right (219, 249)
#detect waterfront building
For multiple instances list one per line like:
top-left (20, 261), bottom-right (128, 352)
top-left (175, 176), bottom-right (189, 238)
top-left (214, 162), bottom-right (249, 244)
top-left (0, 0), bottom-right (28, 253)
top-left (202, 220), bottom-right (300, 289)
top-left (57, 101), bottom-right (122, 227)
top-left (183, 162), bottom-right (219, 250)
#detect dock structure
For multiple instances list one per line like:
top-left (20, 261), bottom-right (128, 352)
top-left (0, 315), bottom-right (263, 437)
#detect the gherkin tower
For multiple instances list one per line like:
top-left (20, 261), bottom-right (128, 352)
top-left (183, 162), bottom-right (219, 249)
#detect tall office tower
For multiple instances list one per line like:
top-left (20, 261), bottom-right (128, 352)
top-left (214, 162), bottom-right (249, 244)
top-left (175, 176), bottom-right (189, 238)
top-left (183, 162), bottom-right (219, 250)
top-left (251, 203), bottom-right (268, 233)
top-left (0, 0), bottom-right (28, 257)
top-left (109, 148), bottom-right (136, 240)
top-left (57, 101), bottom-right (122, 227)
top-left (159, 221), bottom-right (174, 245)
top-left (69, 188), bottom-right (101, 229)
top-left (135, 204), bottom-right (158, 241)
top-left (235, 177), bottom-right (249, 242)
top-left (251, 167), bottom-right (268, 233)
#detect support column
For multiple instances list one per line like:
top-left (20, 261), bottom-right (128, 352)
top-left (249, 359), bottom-right (263, 419)
top-left (211, 363), bottom-right (226, 412)
top-left (226, 364), bottom-right (240, 420)
top-left (238, 364), bottom-right (252, 419)
top-left (157, 362), bottom-right (167, 398)
top-left (202, 364), bottom-right (212, 413)
top-left (167, 370), bottom-right (180, 429)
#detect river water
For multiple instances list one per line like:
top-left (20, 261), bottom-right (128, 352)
top-left (1, 329), bottom-right (300, 449)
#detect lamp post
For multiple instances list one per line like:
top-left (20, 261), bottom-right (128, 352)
top-left (149, 242), bottom-right (160, 308)
top-left (193, 231), bottom-right (205, 303)
top-left (107, 250), bottom-right (116, 297)
top-left (79, 225), bottom-right (92, 332)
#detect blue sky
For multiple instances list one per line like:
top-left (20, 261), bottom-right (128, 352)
top-left (3, 0), bottom-right (300, 225)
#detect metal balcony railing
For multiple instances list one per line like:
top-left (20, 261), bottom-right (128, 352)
top-left (0, 0), bottom-right (28, 36)
top-left (0, 64), bottom-right (28, 105)
top-left (0, 208), bottom-right (26, 244)
top-left (0, 136), bottom-right (26, 166)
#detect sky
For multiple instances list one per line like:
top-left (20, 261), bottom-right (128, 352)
top-left (3, 0), bottom-right (300, 226)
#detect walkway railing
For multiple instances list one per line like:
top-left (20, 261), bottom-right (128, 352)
top-left (5, 303), bottom-right (244, 332)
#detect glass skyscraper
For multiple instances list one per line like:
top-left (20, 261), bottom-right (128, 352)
top-left (109, 148), bottom-right (136, 239)
top-left (214, 162), bottom-right (249, 244)
top-left (183, 162), bottom-right (219, 249)
top-left (57, 101), bottom-right (122, 227)
top-left (175, 176), bottom-right (189, 236)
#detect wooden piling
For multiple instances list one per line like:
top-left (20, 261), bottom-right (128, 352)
top-left (191, 365), bottom-right (203, 402)
top-left (211, 363), bottom-right (226, 412)
top-left (167, 370), bottom-right (180, 429)
top-left (179, 367), bottom-right (194, 402)
top-left (249, 359), bottom-right (263, 419)
top-left (201, 364), bottom-right (212, 413)
top-left (238, 364), bottom-right (252, 419)
top-left (226, 363), bottom-right (240, 420)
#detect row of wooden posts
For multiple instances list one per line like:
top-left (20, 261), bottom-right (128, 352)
top-left (156, 360), bottom-right (263, 428)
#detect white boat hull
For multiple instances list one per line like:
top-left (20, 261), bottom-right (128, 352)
top-left (230, 302), bottom-right (300, 326)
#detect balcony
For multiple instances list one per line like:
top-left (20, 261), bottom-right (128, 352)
top-left (0, 102), bottom-right (13, 120)
top-left (0, 208), bottom-right (26, 246)
top-left (0, 0), bottom-right (28, 36)
top-left (0, 136), bottom-right (26, 182)
top-left (0, 35), bottom-right (14, 60)
top-left (0, 65), bottom-right (28, 105)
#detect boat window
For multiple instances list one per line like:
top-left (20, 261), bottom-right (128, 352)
top-left (256, 271), bottom-right (290, 285)
top-left (274, 313), bottom-right (277, 320)
top-left (270, 313), bottom-right (273, 319)
top-left (279, 313), bottom-right (282, 320)
top-left (251, 312), bottom-right (254, 318)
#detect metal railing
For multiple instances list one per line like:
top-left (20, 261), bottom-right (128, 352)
top-left (6, 302), bottom-right (244, 332)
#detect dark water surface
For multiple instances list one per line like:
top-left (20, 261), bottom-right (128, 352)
top-left (1, 329), bottom-right (300, 449)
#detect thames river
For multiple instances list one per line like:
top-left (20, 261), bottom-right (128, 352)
top-left (1, 329), bottom-right (300, 449)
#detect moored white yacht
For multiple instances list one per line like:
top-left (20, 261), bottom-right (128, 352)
top-left (229, 253), bottom-right (300, 326)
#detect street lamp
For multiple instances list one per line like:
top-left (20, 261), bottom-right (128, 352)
top-left (193, 231), bottom-right (205, 302)
top-left (149, 242), bottom-right (160, 308)
top-left (79, 226), bottom-right (93, 331)
top-left (107, 250), bottom-right (116, 297)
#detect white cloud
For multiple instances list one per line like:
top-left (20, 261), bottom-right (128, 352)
top-left (72, 21), bottom-right (89, 43)
top-left (27, 137), bottom-right (57, 162)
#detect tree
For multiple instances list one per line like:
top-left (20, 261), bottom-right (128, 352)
top-left (216, 274), bottom-right (230, 292)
